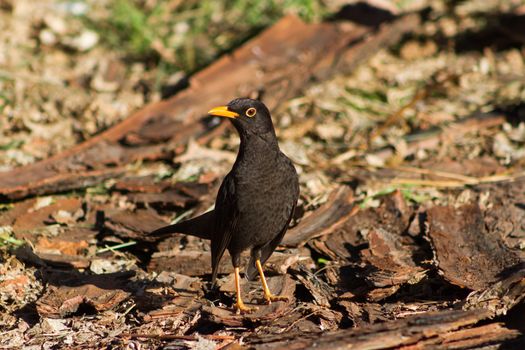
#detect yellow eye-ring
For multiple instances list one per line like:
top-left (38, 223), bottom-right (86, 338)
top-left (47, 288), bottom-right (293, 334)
top-left (246, 107), bottom-right (256, 118)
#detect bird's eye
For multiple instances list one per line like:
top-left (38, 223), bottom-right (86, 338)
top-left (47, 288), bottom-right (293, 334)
top-left (245, 107), bottom-right (256, 118)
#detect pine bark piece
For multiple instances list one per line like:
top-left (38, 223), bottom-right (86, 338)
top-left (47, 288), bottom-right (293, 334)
top-left (149, 249), bottom-right (226, 277)
top-left (0, 198), bottom-right (36, 226)
top-left (338, 300), bottom-right (452, 327)
top-left (113, 177), bottom-right (211, 198)
top-left (282, 185), bottom-right (355, 247)
top-left (464, 266), bottom-right (525, 317)
top-left (483, 178), bottom-right (525, 253)
top-left (104, 208), bottom-right (166, 241)
top-left (12, 197), bottom-right (82, 235)
top-left (124, 191), bottom-right (197, 209)
top-left (0, 14), bottom-right (419, 200)
top-left (36, 271), bottom-right (133, 318)
top-left (248, 309), bottom-right (519, 350)
top-left (427, 204), bottom-right (522, 291)
top-left (306, 191), bottom-right (420, 301)
top-left (113, 177), bottom-right (212, 206)
top-left (360, 227), bottom-right (426, 300)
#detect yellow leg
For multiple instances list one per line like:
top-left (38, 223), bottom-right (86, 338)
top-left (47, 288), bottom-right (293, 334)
top-left (255, 260), bottom-right (289, 304)
top-left (234, 267), bottom-right (257, 314)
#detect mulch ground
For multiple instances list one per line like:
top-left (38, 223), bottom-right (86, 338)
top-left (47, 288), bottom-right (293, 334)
top-left (1, 1), bottom-right (525, 349)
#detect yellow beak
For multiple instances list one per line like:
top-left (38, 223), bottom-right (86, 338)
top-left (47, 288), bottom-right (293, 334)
top-left (208, 106), bottom-right (239, 119)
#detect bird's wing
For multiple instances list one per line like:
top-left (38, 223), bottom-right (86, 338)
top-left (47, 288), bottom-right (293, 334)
top-left (148, 210), bottom-right (214, 240)
top-left (245, 201), bottom-right (296, 280)
top-left (211, 173), bottom-right (239, 285)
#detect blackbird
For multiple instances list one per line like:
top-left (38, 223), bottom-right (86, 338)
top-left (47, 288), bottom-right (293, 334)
top-left (150, 98), bottom-right (299, 313)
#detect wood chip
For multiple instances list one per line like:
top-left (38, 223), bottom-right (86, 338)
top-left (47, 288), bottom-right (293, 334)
top-left (36, 271), bottom-right (133, 318)
top-left (427, 204), bottom-right (522, 290)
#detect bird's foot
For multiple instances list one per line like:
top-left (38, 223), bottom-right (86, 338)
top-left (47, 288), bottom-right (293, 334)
top-left (235, 300), bottom-right (258, 315)
top-left (263, 293), bottom-right (289, 305)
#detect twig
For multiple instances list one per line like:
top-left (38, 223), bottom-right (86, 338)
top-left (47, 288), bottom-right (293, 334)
top-left (387, 165), bottom-right (479, 183)
top-left (0, 236), bottom-right (24, 246)
top-left (119, 303), bottom-right (136, 319)
top-left (369, 87), bottom-right (427, 142)
top-left (0, 227), bottom-right (24, 246)
top-left (147, 310), bottom-right (187, 319)
top-left (96, 241), bottom-right (137, 254)
top-left (280, 310), bottom-right (319, 333)
top-left (389, 178), bottom-right (467, 188)
top-left (170, 209), bottom-right (194, 225)
top-left (388, 171), bottom-right (525, 188)
top-left (369, 71), bottom-right (455, 143)
top-left (121, 333), bottom-right (235, 341)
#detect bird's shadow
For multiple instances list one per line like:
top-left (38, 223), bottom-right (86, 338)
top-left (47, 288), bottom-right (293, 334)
top-left (13, 259), bottom-right (207, 328)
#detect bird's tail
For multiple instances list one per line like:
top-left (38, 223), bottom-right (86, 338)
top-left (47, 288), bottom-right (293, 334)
top-left (245, 258), bottom-right (259, 281)
top-left (149, 210), bottom-right (214, 240)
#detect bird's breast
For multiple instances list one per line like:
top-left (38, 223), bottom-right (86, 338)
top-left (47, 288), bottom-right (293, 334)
top-left (226, 149), bottom-right (298, 252)
top-left (234, 154), bottom-right (297, 216)
top-left (235, 153), bottom-right (294, 190)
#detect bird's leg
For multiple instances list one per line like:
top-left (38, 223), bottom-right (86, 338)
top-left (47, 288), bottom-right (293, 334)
top-left (255, 260), bottom-right (289, 304)
top-left (234, 267), bottom-right (257, 314)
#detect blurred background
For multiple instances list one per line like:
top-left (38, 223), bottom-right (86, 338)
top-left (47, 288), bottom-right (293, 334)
top-left (1, 0), bottom-right (523, 174)
top-left (0, 0), bottom-right (327, 169)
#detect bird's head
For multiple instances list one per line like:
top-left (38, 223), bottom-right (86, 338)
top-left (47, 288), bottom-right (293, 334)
top-left (208, 98), bottom-right (275, 137)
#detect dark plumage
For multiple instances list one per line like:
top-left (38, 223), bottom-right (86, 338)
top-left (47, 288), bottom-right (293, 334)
top-left (150, 98), bottom-right (299, 313)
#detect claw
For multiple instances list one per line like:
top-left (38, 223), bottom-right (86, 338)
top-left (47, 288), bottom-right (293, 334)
top-left (234, 266), bottom-right (257, 314)
top-left (264, 293), bottom-right (289, 304)
top-left (235, 300), bottom-right (258, 314)
top-left (256, 259), bottom-right (289, 305)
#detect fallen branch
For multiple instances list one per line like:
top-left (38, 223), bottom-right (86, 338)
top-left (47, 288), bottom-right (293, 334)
top-left (387, 170), bottom-right (525, 188)
top-left (247, 309), bottom-right (519, 349)
top-left (121, 333), bottom-right (235, 341)
top-left (282, 186), bottom-right (356, 247)
top-left (0, 13), bottom-right (419, 200)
